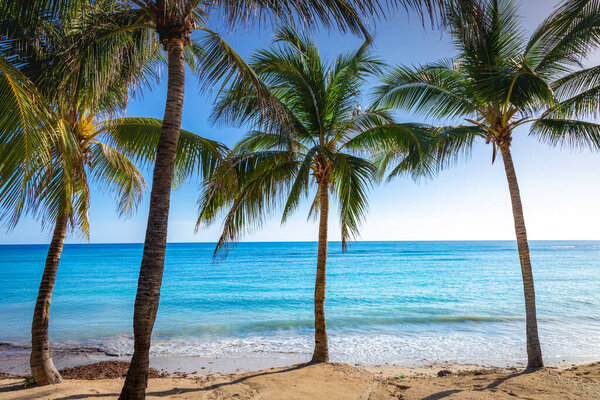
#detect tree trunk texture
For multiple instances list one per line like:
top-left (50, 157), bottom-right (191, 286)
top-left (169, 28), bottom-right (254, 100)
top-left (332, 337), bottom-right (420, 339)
top-left (499, 144), bottom-right (544, 369)
top-left (30, 213), bottom-right (68, 385)
top-left (119, 38), bottom-right (186, 400)
top-left (311, 180), bottom-right (330, 363)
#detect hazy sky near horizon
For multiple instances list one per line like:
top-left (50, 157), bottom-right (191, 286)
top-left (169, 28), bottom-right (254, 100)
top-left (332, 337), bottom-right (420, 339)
top-left (3, 0), bottom-right (600, 245)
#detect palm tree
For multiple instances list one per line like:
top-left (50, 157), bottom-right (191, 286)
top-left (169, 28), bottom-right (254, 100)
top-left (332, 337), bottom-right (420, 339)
top-left (0, 56), bottom-right (149, 386)
top-left (0, 3), bottom-right (153, 385)
top-left (0, 1), bottom-right (226, 385)
top-left (0, 72), bottom-right (225, 386)
top-left (27, 113), bottom-right (149, 386)
top-left (197, 28), bottom-right (403, 363)
top-left (372, 0), bottom-right (600, 369)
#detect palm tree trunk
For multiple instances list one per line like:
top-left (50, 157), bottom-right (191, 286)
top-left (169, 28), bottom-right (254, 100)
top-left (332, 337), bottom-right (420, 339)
top-left (311, 180), bottom-right (329, 363)
top-left (119, 38), bottom-right (186, 400)
top-left (30, 213), bottom-right (68, 385)
top-left (499, 143), bottom-right (544, 369)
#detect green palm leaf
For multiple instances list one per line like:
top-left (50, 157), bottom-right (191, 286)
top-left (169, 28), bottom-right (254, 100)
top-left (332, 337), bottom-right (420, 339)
top-left (0, 56), bottom-right (54, 227)
top-left (281, 147), bottom-right (318, 223)
top-left (374, 62), bottom-right (480, 120)
top-left (89, 142), bottom-right (146, 217)
top-left (531, 118), bottom-right (600, 150)
top-left (100, 117), bottom-right (228, 187)
top-left (527, 0), bottom-right (600, 77)
top-left (331, 153), bottom-right (375, 250)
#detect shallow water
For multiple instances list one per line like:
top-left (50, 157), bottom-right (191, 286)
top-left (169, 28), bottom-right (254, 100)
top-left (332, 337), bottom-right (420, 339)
top-left (1, 241), bottom-right (599, 366)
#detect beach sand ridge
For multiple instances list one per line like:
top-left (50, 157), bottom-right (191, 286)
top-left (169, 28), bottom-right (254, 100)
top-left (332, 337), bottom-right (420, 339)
top-left (2, 361), bottom-right (600, 399)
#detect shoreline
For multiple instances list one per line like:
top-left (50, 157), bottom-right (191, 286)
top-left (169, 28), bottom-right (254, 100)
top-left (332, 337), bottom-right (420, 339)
top-left (2, 340), bottom-right (598, 377)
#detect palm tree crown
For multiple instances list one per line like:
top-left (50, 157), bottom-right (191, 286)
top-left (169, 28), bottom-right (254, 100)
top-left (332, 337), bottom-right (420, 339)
top-left (0, 0), bottom-right (159, 232)
top-left (198, 28), bottom-right (387, 253)
top-left (375, 0), bottom-right (600, 150)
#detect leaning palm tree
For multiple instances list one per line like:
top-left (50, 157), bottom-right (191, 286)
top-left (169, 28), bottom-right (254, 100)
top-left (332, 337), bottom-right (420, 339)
top-left (0, 57), bottom-right (149, 385)
top-left (0, 3), bottom-right (154, 385)
top-left (197, 28), bottom-right (401, 363)
top-left (30, 114), bottom-right (223, 385)
top-left (0, 67), bottom-right (225, 386)
top-left (372, 0), bottom-right (600, 369)
top-left (0, 1), bottom-right (226, 385)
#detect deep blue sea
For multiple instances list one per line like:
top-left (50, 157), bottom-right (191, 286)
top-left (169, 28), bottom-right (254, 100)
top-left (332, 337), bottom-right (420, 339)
top-left (1, 241), bottom-right (599, 366)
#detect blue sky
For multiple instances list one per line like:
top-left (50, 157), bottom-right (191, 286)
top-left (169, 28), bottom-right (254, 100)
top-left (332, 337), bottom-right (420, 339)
top-left (3, 0), bottom-right (600, 244)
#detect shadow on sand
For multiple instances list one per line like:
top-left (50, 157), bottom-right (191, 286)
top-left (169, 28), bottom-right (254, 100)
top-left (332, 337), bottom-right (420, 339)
top-left (16, 363), bottom-right (313, 400)
top-left (420, 368), bottom-right (539, 400)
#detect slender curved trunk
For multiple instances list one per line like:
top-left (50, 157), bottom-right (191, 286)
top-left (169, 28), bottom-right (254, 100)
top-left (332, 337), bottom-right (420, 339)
top-left (499, 143), bottom-right (544, 369)
top-left (30, 213), bottom-right (68, 385)
top-left (311, 180), bottom-right (329, 363)
top-left (119, 38), bottom-right (185, 400)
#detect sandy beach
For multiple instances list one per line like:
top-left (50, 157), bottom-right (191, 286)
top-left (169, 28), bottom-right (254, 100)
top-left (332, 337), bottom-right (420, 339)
top-left (1, 361), bottom-right (600, 399)
top-left (3, 0), bottom-right (600, 397)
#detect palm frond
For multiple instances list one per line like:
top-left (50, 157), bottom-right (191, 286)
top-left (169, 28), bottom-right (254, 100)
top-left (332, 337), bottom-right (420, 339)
top-left (201, 152), bottom-right (300, 258)
top-left (445, 0), bottom-right (525, 76)
top-left (550, 65), bottom-right (600, 118)
top-left (331, 153), bottom-right (375, 251)
top-left (197, 150), bottom-right (293, 225)
top-left (504, 65), bottom-right (556, 112)
top-left (89, 142), bottom-right (146, 217)
top-left (58, 3), bottom-right (162, 116)
top-left (427, 124), bottom-right (483, 166)
top-left (531, 118), bottom-right (600, 150)
top-left (69, 166), bottom-right (90, 238)
top-left (281, 147), bottom-right (317, 223)
top-left (233, 130), bottom-right (308, 154)
top-left (345, 122), bottom-right (438, 179)
top-left (374, 62), bottom-right (480, 121)
top-left (100, 117), bottom-right (228, 187)
top-left (0, 56), bottom-right (55, 228)
top-left (209, 0), bottom-right (381, 37)
top-left (191, 28), bottom-right (290, 130)
top-left (527, 0), bottom-right (600, 77)
top-left (0, 0), bottom-right (77, 35)
top-left (32, 118), bottom-right (83, 234)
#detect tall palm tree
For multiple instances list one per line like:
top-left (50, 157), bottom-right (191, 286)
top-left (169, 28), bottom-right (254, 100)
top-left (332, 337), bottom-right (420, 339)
top-left (0, 1), bottom-right (226, 385)
top-left (197, 28), bottom-right (402, 363)
top-left (372, 0), bottom-right (600, 369)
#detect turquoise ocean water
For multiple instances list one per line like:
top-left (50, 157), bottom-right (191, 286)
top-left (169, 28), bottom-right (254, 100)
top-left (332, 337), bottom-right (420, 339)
top-left (1, 241), bottom-right (599, 366)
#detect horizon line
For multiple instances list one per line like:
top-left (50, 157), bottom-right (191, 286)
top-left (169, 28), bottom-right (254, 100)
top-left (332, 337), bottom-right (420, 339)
top-left (1, 239), bottom-right (600, 246)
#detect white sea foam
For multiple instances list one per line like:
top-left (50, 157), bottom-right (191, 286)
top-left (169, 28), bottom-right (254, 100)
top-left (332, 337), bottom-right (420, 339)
top-left (76, 327), bottom-right (600, 368)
